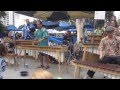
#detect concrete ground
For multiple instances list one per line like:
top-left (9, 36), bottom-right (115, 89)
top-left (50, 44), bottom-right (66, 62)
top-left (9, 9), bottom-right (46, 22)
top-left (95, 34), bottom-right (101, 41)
top-left (3, 57), bottom-right (108, 79)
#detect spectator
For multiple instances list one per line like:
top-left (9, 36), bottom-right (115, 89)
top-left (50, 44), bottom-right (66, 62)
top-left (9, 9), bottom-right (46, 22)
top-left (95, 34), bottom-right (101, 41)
top-left (1, 32), bottom-right (15, 53)
top-left (0, 44), bottom-right (6, 79)
top-left (23, 19), bottom-right (35, 39)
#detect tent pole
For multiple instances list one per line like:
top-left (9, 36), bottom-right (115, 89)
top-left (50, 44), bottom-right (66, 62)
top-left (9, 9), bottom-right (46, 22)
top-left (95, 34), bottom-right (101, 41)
top-left (76, 19), bottom-right (85, 43)
top-left (13, 11), bottom-right (17, 54)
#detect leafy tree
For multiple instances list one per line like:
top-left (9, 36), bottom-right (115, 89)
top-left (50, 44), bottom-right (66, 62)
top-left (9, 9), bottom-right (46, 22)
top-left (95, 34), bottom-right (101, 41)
top-left (0, 11), bottom-right (6, 35)
top-left (0, 11), bottom-right (6, 18)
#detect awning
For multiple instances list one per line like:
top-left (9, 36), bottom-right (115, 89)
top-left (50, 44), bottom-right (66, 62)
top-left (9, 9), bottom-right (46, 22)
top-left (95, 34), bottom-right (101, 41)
top-left (15, 11), bottom-right (94, 21)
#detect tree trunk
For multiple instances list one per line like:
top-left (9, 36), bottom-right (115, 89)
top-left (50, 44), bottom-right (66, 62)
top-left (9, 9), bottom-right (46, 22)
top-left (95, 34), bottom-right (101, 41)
top-left (76, 19), bottom-right (85, 43)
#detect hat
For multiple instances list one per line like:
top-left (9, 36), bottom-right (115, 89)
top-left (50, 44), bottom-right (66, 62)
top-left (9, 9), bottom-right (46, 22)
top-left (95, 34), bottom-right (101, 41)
top-left (105, 26), bottom-right (114, 32)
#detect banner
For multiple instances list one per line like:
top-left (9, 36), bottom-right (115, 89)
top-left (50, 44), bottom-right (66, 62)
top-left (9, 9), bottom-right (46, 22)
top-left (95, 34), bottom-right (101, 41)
top-left (94, 11), bottom-right (105, 20)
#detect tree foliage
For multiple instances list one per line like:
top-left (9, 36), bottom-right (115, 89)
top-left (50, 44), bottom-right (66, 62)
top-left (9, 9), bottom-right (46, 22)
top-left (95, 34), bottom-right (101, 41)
top-left (0, 11), bottom-right (6, 34)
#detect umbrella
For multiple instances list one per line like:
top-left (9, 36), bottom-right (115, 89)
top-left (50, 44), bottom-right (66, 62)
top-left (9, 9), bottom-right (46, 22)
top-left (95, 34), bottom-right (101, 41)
top-left (34, 11), bottom-right (94, 21)
top-left (7, 25), bottom-right (18, 31)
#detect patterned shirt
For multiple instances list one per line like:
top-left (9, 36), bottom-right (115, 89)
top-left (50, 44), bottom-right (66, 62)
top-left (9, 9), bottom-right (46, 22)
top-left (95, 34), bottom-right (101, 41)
top-left (34, 27), bottom-right (48, 46)
top-left (113, 27), bottom-right (120, 36)
top-left (99, 36), bottom-right (120, 57)
top-left (0, 57), bottom-right (6, 78)
top-left (1, 37), bottom-right (14, 53)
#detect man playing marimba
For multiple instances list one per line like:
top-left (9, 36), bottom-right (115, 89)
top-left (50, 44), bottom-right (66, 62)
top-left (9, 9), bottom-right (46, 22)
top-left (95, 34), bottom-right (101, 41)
top-left (34, 20), bottom-right (50, 69)
top-left (84, 26), bottom-right (120, 79)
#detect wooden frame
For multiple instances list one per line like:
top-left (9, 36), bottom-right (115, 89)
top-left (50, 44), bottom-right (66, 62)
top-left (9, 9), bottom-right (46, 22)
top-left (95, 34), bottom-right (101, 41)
top-left (17, 45), bottom-right (68, 77)
top-left (70, 60), bottom-right (120, 79)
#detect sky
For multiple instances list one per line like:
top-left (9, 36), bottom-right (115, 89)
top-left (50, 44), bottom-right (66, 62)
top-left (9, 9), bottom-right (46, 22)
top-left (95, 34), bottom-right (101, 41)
top-left (114, 11), bottom-right (120, 20)
top-left (14, 13), bottom-right (37, 28)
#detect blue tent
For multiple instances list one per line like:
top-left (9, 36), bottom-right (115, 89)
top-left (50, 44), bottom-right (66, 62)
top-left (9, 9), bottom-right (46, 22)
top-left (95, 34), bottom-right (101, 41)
top-left (83, 24), bottom-right (94, 31)
top-left (49, 36), bottom-right (63, 44)
top-left (42, 21), bottom-right (59, 29)
top-left (59, 21), bottom-right (76, 29)
top-left (7, 25), bottom-right (18, 31)
top-left (68, 29), bottom-right (77, 32)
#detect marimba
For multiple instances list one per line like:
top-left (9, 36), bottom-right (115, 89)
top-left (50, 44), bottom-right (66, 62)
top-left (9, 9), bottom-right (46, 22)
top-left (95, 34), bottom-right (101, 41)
top-left (82, 43), bottom-right (99, 61)
top-left (16, 40), bottom-right (35, 45)
top-left (17, 45), bottom-right (68, 76)
top-left (71, 60), bottom-right (120, 79)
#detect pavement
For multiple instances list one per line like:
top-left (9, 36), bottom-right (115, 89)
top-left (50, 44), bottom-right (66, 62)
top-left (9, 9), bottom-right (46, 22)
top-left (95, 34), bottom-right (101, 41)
top-left (3, 57), bottom-right (108, 79)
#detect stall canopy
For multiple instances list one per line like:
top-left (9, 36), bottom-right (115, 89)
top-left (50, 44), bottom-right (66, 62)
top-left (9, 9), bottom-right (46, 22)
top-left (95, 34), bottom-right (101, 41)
top-left (15, 11), bottom-right (94, 21)
top-left (7, 25), bottom-right (18, 30)
top-left (59, 21), bottom-right (76, 29)
top-left (42, 20), bottom-right (59, 29)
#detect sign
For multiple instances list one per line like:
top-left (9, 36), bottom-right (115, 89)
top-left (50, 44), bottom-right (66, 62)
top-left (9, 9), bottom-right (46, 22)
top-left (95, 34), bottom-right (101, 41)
top-left (94, 11), bottom-right (105, 20)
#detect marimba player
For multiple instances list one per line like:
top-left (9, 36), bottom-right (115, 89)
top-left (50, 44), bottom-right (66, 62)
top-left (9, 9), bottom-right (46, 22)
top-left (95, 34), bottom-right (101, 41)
top-left (34, 20), bottom-right (50, 69)
top-left (84, 26), bottom-right (120, 79)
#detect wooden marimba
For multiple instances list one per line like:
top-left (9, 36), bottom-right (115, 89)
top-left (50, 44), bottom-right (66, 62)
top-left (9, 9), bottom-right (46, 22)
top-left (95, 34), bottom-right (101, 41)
top-left (82, 43), bottom-right (99, 61)
top-left (16, 40), bottom-right (35, 45)
top-left (71, 60), bottom-right (120, 79)
top-left (17, 45), bottom-right (68, 77)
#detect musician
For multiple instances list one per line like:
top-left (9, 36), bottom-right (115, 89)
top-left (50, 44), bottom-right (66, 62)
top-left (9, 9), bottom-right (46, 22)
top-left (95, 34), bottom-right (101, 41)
top-left (34, 20), bottom-right (50, 69)
top-left (84, 26), bottom-right (120, 79)
top-left (63, 31), bottom-right (74, 55)
top-left (110, 20), bottom-right (120, 36)
top-left (23, 19), bottom-right (35, 40)
top-left (1, 32), bottom-right (15, 53)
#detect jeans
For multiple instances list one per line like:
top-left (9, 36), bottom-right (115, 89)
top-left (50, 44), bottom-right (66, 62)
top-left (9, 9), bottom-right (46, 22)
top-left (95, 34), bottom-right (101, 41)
top-left (87, 56), bottom-right (120, 78)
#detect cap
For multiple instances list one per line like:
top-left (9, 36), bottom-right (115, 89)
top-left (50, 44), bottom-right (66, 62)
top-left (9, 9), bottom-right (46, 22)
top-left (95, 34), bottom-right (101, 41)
top-left (105, 26), bottom-right (114, 32)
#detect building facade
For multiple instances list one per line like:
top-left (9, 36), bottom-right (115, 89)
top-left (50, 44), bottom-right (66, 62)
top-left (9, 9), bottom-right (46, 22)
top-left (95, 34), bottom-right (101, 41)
top-left (0, 11), bottom-right (15, 26)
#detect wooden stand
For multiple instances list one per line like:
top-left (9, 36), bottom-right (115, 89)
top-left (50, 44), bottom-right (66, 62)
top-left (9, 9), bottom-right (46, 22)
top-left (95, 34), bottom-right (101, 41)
top-left (71, 61), bottom-right (120, 79)
top-left (17, 45), bottom-right (68, 77)
top-left (88, 35), bottom-right (102, 44)
top-left (82, 43), bottom-right (99, 62)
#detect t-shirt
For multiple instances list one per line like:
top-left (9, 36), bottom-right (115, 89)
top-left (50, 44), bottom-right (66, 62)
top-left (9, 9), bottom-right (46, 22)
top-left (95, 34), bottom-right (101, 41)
top-left (63, 35), bottom-right (73, 45)
top-left (99, 36), bottom-right (120, 57)
top-left (34, 28), bottom-right (48, 46)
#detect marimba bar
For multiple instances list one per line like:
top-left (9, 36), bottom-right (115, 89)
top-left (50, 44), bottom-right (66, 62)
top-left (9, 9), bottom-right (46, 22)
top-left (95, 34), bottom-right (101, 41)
top-left (71, 60), bottom-right (120, 79)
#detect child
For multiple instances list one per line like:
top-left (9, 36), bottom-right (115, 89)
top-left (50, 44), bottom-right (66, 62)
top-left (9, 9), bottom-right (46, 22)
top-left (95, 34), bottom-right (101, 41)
top-left (0, 44), bottom-right (6, 79)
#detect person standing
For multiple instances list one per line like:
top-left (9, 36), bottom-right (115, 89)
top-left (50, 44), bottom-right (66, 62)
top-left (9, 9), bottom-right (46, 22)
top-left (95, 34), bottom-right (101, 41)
top-left (0, 44), bottom-right (6, 79)
top-left (23, 19), bottom-right (35, 39)
top-left (34, 20), bottom-right (50, 69)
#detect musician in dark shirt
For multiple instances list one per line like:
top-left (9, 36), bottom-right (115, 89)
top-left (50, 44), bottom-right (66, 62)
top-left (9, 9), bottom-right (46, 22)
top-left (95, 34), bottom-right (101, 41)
top-left (63, 31), bottom-right (74, 55)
